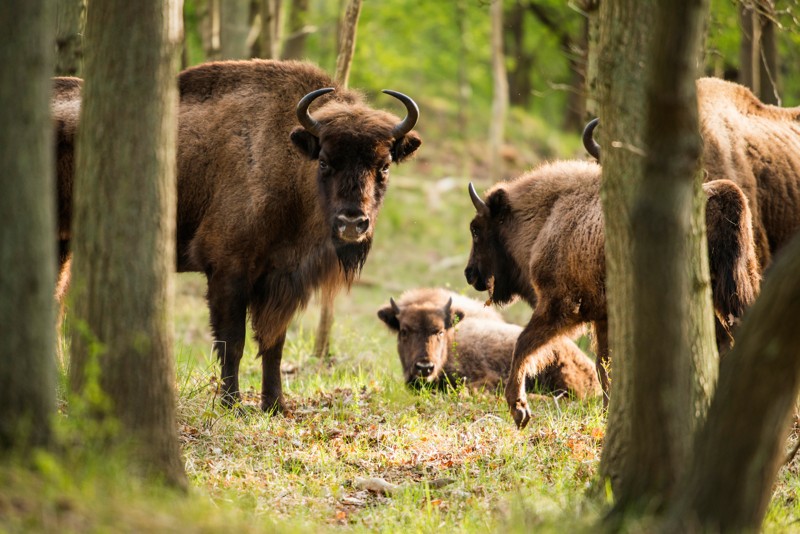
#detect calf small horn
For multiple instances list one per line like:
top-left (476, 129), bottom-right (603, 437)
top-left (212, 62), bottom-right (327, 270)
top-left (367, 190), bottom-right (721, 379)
top-left (296, 87), bottom-right (335, 137)
top-left (582, 118), bottom-right (601, 161)
top-left (390, 297), bottom-right (400, 315)
top-left (383, 90), bottom-right (419, 139)
top-left (468, 182), bottom-right (489, 216)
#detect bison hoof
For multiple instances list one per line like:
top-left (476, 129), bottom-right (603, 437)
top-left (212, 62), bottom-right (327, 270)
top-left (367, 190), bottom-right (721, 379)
top-left (510, 399), bottom-right (532, 429)
top-left (261, 396), bottom-right (287, 416)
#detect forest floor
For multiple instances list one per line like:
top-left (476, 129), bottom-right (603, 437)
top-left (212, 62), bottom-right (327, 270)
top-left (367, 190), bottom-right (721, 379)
top-left (3, 125), bottom-right (800, 532)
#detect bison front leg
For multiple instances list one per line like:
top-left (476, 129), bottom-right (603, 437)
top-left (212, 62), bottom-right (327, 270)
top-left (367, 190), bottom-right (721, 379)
top-left (505, 310), bottom-right (571, 429)
top-left (259, 332), bottom-right (287, 414)
top-left (207, 272), bottom-right (248, 409)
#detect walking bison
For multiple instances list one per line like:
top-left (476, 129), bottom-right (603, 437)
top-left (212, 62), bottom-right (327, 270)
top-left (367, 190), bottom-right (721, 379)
top-left (377, 288), bottom-right (601, 399)
top-left (52, 59), bottom-right (422, 413)
top-left (584, 77), bottom-right (800, 267)
top-left (465, 161), bottom-right (760, 428)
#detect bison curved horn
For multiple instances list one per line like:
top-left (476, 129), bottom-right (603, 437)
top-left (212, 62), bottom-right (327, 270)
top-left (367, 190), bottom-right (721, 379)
top-left (382, 90), bottom-right (419, 139)
top-left (468, 182), bottom-right (489, 216)
top-left (296, 87), bottom-right (335, 137)
top-left (582, 118), bottom-right (601, 161)
top-left (390, 297), bottom-right (400, 315)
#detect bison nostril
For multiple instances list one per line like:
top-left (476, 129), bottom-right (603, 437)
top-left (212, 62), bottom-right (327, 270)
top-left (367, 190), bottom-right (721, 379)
top-left (415, 362), bottom-right (435, 376)
top-left (335, 214), bottom-right (369, 240)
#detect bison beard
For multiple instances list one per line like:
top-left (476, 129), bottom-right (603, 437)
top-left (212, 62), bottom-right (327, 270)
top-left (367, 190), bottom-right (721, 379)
top-left (52, 59), bottom-right (422, 415)
top-left (335, 239), bottom-right (371, 282)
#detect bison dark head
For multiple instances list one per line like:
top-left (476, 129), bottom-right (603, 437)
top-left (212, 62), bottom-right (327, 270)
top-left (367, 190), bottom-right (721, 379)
top-left (378, 297), bottom-right (463, 388)
top-left (290, 88), bottom-right (421, 278)
top-left (464, 183), bottom-right (521, 307)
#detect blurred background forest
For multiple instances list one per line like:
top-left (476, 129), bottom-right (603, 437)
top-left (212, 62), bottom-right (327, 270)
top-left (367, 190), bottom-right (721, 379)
top-left (176, 0), bottom-right (800, 180)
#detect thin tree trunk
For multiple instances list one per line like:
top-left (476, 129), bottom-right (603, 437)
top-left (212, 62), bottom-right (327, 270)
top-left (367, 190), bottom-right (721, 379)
top-left (260, 0), bottom-right (283, 59)
top-left (667, 232), bottom-right (800, 532)
top-left (739, 1), bottom-right (779, 105)
top-left (582, 0), bottom-right (600, 118)
top-left (70, 0), bottom-right (186, 488)
top-left (282, 0), bottom-right (310, 60)
top-left (456, 0), bottom-right (470, 141)
top-left (334, 0), bottom-right (362, 89)
top-left (55, 0), bottom-right (85, 76)
top-left (506, 1), bottom-right (533, 108)
top-left (0, 0), bottom-right (56, 453)
top-left (201, 0), bottom-right (221, 60)
top-left (489, 0), bottom-right (508, 181)
top-left (221, 0), bottom-right (251, 59)
top-left (313, 0), bottom-right (364, 359)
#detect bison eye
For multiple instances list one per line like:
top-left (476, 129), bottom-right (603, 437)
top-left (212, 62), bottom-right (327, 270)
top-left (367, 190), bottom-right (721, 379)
top-left (319, 159), bottom-right (330, 171)
top-left (381, 163), bottom-right (390, 174)
top-left (436, 330), bottom-right (445, 337)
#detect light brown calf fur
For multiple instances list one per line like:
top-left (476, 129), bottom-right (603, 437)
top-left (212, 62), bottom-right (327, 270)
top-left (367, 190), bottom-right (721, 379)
top-left (52, 60), bottom-right (421, 413)
top-left (465, 161), bottom-right (760, 428)
top-left (377, 288), bottom-right (600, 399)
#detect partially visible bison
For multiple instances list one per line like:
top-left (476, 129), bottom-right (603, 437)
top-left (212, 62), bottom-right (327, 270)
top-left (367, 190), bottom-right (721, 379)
top-left (377, 288), bottom-right (601, 399)
top-left (52, 59), bottom-right (422, 413)
top-left (584, 77), bottom-right (800, 268)
top-left (465, 161), bottom-right (760, 428)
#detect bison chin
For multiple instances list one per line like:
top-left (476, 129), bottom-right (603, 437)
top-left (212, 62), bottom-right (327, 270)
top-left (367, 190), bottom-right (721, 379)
top-left (334, 238), bottom-right (371, 282)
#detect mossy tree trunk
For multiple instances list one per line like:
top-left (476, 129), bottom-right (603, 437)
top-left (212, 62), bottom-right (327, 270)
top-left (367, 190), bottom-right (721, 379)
top-left (69, 0), bottom-right (187, 488)
top-left (0, 0), bottom-right (56, 453)
top-left (598, 0), bottom-right (716, 518)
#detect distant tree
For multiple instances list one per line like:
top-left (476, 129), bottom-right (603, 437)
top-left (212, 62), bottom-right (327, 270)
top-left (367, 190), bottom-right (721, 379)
top-left (489, 0), bottom-right (508, 181)
top-left (259, 0), bottom-right (283, 59)
top-left (739, 0), bottom-right (779, 104)
top-left (314, 0), bottom-right (364, 359)
top-left (55, 0), bottom-right (86, 76)
top-left (199, 0), bottom-right (221, 60)
top-left (69, 0), bottom-right (186, 488)
top-left (221, 0), bottom-right (251, 59)
top-left (334, 0), bottom-right (363, 88)
top-left (282, 0), bottom-right (311, 60)
top-left (0, 0), bottom-right (57, 453)
top-left (596, 0), bottom-right (716, 520)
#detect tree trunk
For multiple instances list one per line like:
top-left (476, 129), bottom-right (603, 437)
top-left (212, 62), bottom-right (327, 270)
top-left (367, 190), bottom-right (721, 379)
top-left (738, 1), bottom-right (779, 105)
top-left (55, 0), bottom-right (85, 76)
top-left (666, 231), bottom-right (800, 532)
top-left (506, 1), bottom-right (533, 108)
top-left (200, 0), bottom-right (221, 60)
top-left (598, 0), bottom-right (716, 516)
top-left (0, 0), bottom-right (56, 453)
top-left (221, 0), bottom-right (251, 59)
top-left (69, 0), bottom-right (186, 488)
top-left (259, 0), bottom-right (283, 59)
top-left (282, 0), bottom-right (310, 60)
top-left (334, 0), bottom-right (363, 89)
top-left (582, 0), bottom-right (600, 118)
top-left (489, 0), bottom-right (508, 181)
top-left (313, 0), bottom-right (364, 359)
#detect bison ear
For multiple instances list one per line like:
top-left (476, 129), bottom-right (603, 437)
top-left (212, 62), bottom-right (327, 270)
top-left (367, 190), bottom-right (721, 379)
top-left (377, 303), bottom-right (400, 331)
top-left (290, 127), bottom-right (321, 160)
top-left (487, 189), bottom-right (510, 219)
top-left (391, 131), bottom-right (422, 163)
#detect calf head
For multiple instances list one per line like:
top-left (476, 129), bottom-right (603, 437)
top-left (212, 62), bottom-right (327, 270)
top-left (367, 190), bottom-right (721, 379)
top-left (464, 183), bottom-right (519, 306)
top-left (290, 88), bottom-right (421, 278)
top-left (378, 297), bottom-right (464, 388)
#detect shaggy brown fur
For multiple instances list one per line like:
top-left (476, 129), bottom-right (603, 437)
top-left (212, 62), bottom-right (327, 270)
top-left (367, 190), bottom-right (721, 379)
top-left (465, 160), bottom-right (760, 428)
top-left (377, 288), bottom-right (600, 399)
top-left (52, 60), bottom-right (422, 413)
top-left (698, 77), bottom-right (800, 267)
top-left (585, 78), bottom-right (800, 268)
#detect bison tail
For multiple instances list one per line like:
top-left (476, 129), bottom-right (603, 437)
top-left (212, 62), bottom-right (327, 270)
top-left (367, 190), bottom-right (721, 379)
top-left (704, 179), bottom-right (761, 325)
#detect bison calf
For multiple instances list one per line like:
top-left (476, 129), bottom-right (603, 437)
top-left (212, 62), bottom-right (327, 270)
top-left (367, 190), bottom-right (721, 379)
top-left (465, 161), bottom-right (760, 428)
top-left (377, 288), bottom-right (600, 399)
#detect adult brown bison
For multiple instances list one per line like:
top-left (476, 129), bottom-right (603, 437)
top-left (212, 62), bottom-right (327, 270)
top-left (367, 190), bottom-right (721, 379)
top-left (52, 59), bottom-right (421, 413)
top-left (377, 288), bottom-right (600, 399)
top-left (584, 77), bottom-right (800, 267)
top-left (465, 161), bottom-right (760, 428)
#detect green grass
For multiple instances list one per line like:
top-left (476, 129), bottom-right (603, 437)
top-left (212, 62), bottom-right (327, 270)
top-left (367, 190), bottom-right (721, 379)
top-left (4, 127), bottom-right (800, 532)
